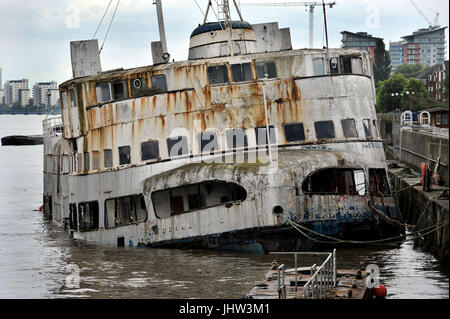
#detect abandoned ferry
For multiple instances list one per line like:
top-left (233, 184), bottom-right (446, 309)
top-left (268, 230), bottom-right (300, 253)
top-left (42, 1), bottom-right (402, 252)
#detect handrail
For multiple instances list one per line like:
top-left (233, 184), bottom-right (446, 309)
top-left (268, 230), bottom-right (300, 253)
top-left (303, 249), bottom-right (336, 299)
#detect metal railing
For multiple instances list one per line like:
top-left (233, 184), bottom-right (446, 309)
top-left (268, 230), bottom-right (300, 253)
top-left (43, 116), bottom-right (63, 137)
top-left (270, 250), bottom-right (337, 299)
top-left (277, 264), bottom-right (286, 299)
top-left (303, 249), bottom-right (336, 299)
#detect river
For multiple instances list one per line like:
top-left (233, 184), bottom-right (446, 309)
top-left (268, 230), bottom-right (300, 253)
top-left (0, 115), bottom-right (448, 299)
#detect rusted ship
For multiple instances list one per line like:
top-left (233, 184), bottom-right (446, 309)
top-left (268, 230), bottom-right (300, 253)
top-left (42, 1), bottom-right (402, 252)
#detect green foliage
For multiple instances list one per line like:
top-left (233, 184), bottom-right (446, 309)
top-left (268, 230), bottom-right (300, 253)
top-left (376, 74), bottom-right (447, 112)
top-left (441, 66), bottom-right (449, 105)
top-left (394, 63), bottom-right (427, 78)
top-left (373, 38), bottom-right (391, 86)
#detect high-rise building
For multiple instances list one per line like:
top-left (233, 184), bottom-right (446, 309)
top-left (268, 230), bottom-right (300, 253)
top-left (341, 31), bottom-right (382, 63)
top-left (18, 89), bottom-right (30, 107)
top-left (389, 41), bottom-right (404, 71)
top-left (32, 81), bottom-right (58, 106)
top-left (0, 67), bottom-right (3, 88)
top-left (402, 26), bottom-right (447, 67)
top-left (4, 79), bottom-right (29, 106)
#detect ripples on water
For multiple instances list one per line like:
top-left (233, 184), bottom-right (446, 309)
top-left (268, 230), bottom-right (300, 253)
top-left (0, 115), bottom-right (448, 299)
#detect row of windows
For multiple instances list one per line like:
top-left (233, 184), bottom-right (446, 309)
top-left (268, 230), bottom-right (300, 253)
top-left (73, 119), bottom-right (376, 172)
top-left (69, 194), bottom-right (148, 232)
top-left (207, 61), bottom-right (277, 85)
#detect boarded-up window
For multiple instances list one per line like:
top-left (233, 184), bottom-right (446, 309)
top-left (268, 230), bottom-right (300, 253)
top-left (351, 57), bottom-right (363, 74)
top-left (363, 119), bottom-right (372, 138)
top-left (303, 168), bottom-right (365, 195)
top-left (95, 83), bottom-right (111, 103)
top-left (341, 56), bottom-right (352, 73)
top-left (112, 82), bottom-right (127, 100)
top-left (78, 201), bottom-right (99, 232)
top-left (69, 89), bottom-right (77, 108)
top-left (92, 151), bottom-right (100, 170)
top-left (61, 92), bottom-right (68, 109)
top-left (130, 78), bottom-right (147, 97)
top-left (198, 132), bottom-right (219, 153)
top-left (313, 58), bottom-right (325, 75)
top-left (167, 136), bottom-right (188, 157)
top-left (104, 149), bottom-right (112, 168)
top-left (256, 61), bottom-right (277, 79)
top-left (284, 123), bottom-right (305, 142)
top-left (141, 140), bottom-right (159, 161)
top-left (77, 153), bottom-right (82, 173)
top-left (226, 129), bottom-right (248, 149)
top-left (255, 125), bottom-right (276, 145)
top-left (341, 119), bottom-right (358, 138)
top-left (231, 63), bottom-right (253, 82)
top-left (208, 65), bottom-right (229, 85)
top-left (119, 146), bottom-right (131, 165)
top-left (314, 121), bottom-right (335, 139)
top-left (84, 152), bottom-right (90, 171)
top-left (369, 168), bottom-right (390, 195)
top-left (151, 75), bottom-right (167, 92)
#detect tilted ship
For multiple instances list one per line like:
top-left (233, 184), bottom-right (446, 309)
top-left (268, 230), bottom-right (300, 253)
top-left (43, 1), bottom-right (402, 252)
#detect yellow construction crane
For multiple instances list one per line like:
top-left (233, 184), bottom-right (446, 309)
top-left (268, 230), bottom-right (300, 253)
top-left (240, 1), bottom-right (336, 48)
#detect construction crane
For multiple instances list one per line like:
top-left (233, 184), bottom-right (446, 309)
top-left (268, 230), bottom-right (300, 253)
top-left (240, 1), bottom-right (336, 48)
top-left (408, 0), bottom-right (439, 28)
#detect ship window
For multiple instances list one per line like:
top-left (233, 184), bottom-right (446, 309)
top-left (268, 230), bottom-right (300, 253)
top-left (369, 168), bottom-right (390, 196)
top-left (77, 153), bottom-right (82, 173)
top-left (112, 81), bottom-right (127, 100)
top-left (84, 152), bottom-right (90, 171)
top-left (130, 78), bottom-right (147, 97)
top-left (363, 119), bottom-right (372, 138)
top-left (61, 92), bottom-right (68, 109)
top-left (78, 201), bottom-right (99, 232)
top-left (69, 204), bottom-right (78, 231)
top-left (151, 180), bottom-right (247, 218)
top-left (198, 132), bottom-right (219, 153)
top-left (341, 119), bottom-right (358, 138)
top-left (151, 75), bottom-right (167, 92)
top-left (167, 136), bottom-right (188, 157)
top-left (69, 89), bottom-right (77, 108)
top-left (92, 151), bottom-right (100, 170)
top-left (329, 57), bottom-right (339, 74)
top-left (104, 149), bottom-right (113, 168)
top-left (313, 58), bottom-right (325, 76)
top-left (314, 121), bottom-right (335, 139)
top-left (226, 129), bottom-right (248, 149)
top-left (231, 63), bottom-right (253, 82)
top-left (208, 65), bottom-right (229, 85)
top-left (341, 56), bottom-right (352, 73)
top-left (119, 146), bottom-right (131, 165)
top-left (303, 168), bottom-right (366, 195)
top-left (255, 125), bottom-right (276, 145)
top-left (105, 194), bottom-right (147, 228)
top-left (95, 82), bottom-right (112, 103)
top-left (284, 123), bottom-right (306, 142)
top-left (351, 57), bottom-right (363, 74)
top-left (141, 140), bottom-right (159, 161)
top-left (256, 61), bottom-right (277, 79)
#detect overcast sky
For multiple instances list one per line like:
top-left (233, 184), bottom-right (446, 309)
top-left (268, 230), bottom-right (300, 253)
top-left (0, 0), bottom-right (448, 87)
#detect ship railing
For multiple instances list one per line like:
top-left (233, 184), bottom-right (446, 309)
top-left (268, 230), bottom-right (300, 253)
top-left (269, 250), bottom-right (337, 299)
top-left (43, 116), bottom-right (63, 137)
top-left (401, 123), bottom-right (449, 138)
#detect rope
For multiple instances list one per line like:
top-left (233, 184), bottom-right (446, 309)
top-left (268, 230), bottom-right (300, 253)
top-left (193, 0), bottom-right (205, 17)
top-left (391, 182), bottom-right (421, 194)
top-left (99, 0), bottom-right (121, 54)
top-left (92, 0), bottom-right (113, 39)
top-left (280, 214), bottom-right (449, 246)
top-left (414, 191), bottom-right (445, 227)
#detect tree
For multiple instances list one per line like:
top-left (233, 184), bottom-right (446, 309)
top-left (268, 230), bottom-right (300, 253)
top-left (394, 63), bottom-right (427, 78)
top-left (376, 73), bottom-right (407, 112)
top-left (441, 66), bottom-right (449, 106)
top-left (400, 78), bottom-right (429, 111)
top-left (373, 38), bottom-right (391, 86)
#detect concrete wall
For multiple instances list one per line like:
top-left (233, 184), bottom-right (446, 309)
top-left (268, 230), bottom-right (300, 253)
top-left (398, 130), bottom-right (449, 186)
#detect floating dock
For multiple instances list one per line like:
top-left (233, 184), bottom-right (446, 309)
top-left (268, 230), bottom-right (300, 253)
top-left (245, 251), bottom-right (373, 299)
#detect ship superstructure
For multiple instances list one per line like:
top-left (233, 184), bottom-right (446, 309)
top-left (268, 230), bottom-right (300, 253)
top-left (43, 1), bottom-right (402, 251)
